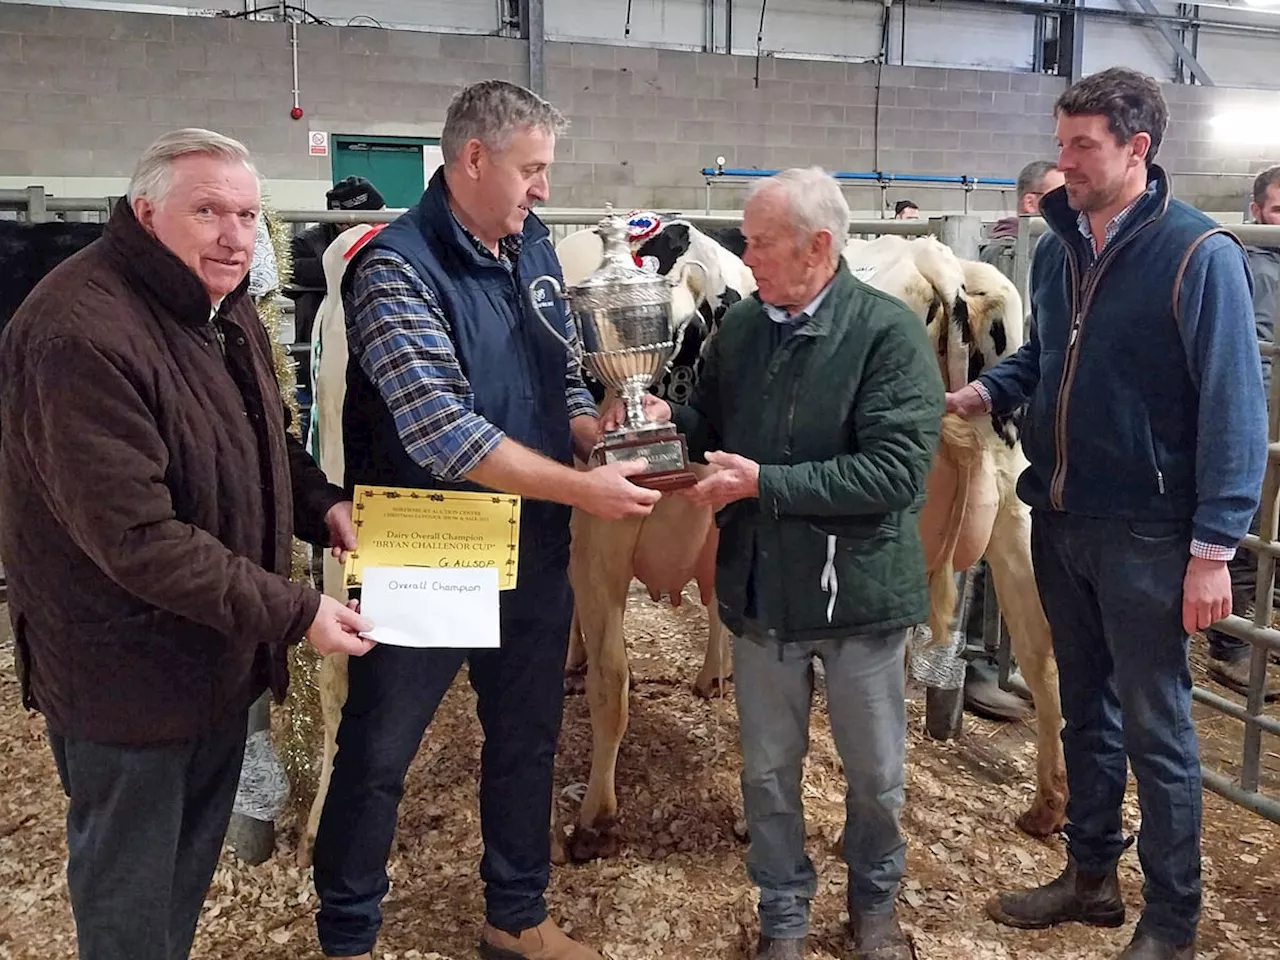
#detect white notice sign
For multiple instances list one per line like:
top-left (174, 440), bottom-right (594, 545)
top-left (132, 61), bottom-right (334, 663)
top-left (358, 566), bottom-right (500, 649)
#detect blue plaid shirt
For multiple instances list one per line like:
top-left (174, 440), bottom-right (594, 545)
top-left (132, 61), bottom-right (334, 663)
top-left (344, 219), bottom-right (597, 482)
top-left (1076, 182), bottom-right (1157, 260)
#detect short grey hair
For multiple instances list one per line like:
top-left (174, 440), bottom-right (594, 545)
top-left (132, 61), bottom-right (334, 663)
top-left (127, 128), bottom-right (259, 207)
top-left (747, 166), bottom-right (850, 267)
top-left (1016, 159), bottom-right (1059, 198)
top-left (440, 79), bottom-right (568, 164)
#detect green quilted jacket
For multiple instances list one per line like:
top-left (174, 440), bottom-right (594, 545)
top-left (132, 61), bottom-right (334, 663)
top-left (671, 263), bottom-right (944, 643)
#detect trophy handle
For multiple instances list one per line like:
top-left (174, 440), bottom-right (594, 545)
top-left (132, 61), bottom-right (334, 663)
top-left (527, 274), bottom-right (583, 363)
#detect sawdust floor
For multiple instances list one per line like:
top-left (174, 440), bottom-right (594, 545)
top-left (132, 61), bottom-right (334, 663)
top-left (1, 590), bottom-right (1278, 960)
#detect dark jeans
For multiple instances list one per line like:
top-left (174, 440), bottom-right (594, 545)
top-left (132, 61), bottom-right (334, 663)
top-left (312, 565), bottom-right (574, 957)
top-left (1031, 511), bottom-right (1200, 946)
top-left (47, 713), bottom-right (248, 960)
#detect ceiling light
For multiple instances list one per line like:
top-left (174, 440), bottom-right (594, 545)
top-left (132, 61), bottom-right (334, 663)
top-left (1210, 109), bottom-right (1280, 145)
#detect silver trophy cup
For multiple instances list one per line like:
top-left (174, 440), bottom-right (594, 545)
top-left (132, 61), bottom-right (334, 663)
top-left (528, 203), bottom-right (707, 489)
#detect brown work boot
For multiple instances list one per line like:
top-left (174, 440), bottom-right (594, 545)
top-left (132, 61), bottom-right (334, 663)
top-left (755, 934), bottom-right (807, 958)
top-left (1207, 656), bottom-right (1279, 701)
top-left (1117, 930), bottom-right (1196, 959)
top-left (848, 907), bottom-right (915, 959)
top-left (985, 855), bottom-right (1125, 930)
top-left (479, 918), bottom-right (603, 960)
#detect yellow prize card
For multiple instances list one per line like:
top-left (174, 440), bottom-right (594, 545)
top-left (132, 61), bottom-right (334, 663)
top-left (344, 485), bottom-right (521, 591)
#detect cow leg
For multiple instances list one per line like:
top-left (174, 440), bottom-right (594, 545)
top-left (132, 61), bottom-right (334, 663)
top-left (571, 595), bottom-right (630, 861)
top-left (564, 607), bottom-right (588, 696)
top-left (984, 503), bottom-right (1068, 838)
top-left (566, 513), bottom-right (639, 862)
top-left (693, 596), bottom-right (732, 698)
top-left (299, 651), bottom-right (349, 868)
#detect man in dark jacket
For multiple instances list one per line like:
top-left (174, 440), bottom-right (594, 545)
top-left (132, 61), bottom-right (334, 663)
top-left (1205, 162), bottom-right (1280, 699)
top-left (979, 159), bottom-right (1064, 279)
top-left (284, 177), bottom-right (386, 391)
top-left (625, 167), bottom-right (942, 960)
top-left (0, 128), bottom-right (375, 960)
top-left (309, 81), bottom-right (660, 960)
top-left (948, 69), bottom-right (1267, 960)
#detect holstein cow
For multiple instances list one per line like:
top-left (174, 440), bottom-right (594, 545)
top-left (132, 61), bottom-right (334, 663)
top-left (556, 223), bottom-right (1066, 862)
top-left (552, 214), bottom-right (756, 861)
top-left (844, 237), bottom-right (1067, 838)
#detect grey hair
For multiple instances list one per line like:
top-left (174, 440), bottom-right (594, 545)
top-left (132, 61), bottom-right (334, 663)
top-left (1016, 159), bottom-right (1059, 198)
top-left (440, 79), bottom-right (568, 164)
top-left (747, 166), bottom-right (850, 267)
top-left (127, 128), bottom-right (259, 207)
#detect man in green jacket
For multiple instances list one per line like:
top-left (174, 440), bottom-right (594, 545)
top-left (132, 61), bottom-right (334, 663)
top-left (632, 167), bottom-right (943, 960)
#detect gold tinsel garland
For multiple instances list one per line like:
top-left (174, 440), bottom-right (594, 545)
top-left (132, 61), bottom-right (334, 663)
top-left (254, 207), bottom-right (328, 823)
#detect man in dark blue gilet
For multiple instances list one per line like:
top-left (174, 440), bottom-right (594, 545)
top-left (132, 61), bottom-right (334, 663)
top-left (949, 68), bottom-right (1267, 960)
top-left (310, 80), bottom-right (661, 960)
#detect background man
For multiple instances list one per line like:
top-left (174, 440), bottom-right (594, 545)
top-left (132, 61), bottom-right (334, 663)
top-left (893, 198), bottom-right (919, 219)
top-left (0, 127), bottom-right (373, 960)
top-left (310, 80), bottom-right (659, 960)
top-left (1204, 162), bottom-right (1280, 701)
top-left (285, 176), bottom-right (387, 423)
top-left (948, 68), bottom-right (1266, 960)
top-left (618, 166), bottom-right (941, 960)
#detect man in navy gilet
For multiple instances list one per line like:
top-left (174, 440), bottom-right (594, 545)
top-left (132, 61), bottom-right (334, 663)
top-left (311, 80), bottom-right (661, 960)
top-left (948, 68), bottom-right (1266, 960)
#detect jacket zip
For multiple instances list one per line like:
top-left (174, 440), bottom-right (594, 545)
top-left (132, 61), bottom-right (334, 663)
top-left (1047, 213), bottom-right (1161, 510)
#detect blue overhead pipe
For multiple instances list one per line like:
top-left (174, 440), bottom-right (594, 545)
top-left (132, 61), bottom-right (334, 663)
top-left (700, 167), bottom-right (1016, 187)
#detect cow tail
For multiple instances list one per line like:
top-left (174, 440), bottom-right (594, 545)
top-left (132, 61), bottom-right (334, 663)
top-left (924, 413), bottom-right (982, 649)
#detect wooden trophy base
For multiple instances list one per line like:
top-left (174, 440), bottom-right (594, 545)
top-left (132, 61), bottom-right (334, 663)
top-left (591, 431), bottom-right (699, 491)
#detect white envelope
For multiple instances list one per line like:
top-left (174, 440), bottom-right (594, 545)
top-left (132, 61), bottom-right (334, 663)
top-left (358, 566), bottom-right (500, 649)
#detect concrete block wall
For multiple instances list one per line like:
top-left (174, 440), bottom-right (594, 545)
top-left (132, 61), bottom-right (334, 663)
top-left (0, 2), bottom-right (1274, 215)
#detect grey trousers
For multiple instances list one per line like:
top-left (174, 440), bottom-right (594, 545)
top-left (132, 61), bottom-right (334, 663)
top-left (47, 712), bottom-right (247, 960)
top-left (734, 627), bottom-right (909, 939)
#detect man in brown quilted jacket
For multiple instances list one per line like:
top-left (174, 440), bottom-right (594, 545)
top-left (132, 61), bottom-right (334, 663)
top-left (0, 128), bottom-right (376, 960)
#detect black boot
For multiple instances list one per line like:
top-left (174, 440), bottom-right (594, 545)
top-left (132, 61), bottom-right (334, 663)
top-left (1117, 930), bottom-right (1195, 959)
top-left (985, 855), bottom-right (1125, 930)
top-left (755, 935), bottom-right (806, 959)
top-left (848, 907), bottom-right (915, 959)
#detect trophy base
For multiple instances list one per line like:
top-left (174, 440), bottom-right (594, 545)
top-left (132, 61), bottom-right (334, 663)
top-left (591, 428), bottom-right (698, 491)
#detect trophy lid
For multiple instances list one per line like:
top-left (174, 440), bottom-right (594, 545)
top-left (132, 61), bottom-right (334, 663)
top-left (564, 203), bottom-right (672, 310)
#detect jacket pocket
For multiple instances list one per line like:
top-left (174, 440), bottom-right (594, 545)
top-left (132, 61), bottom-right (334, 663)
top-left (1146, 422), bottom-right (1166, 495)
top-left (804, 513), bottom-right (900, 541)
top-left (12, 612), bottom-right (33, 711)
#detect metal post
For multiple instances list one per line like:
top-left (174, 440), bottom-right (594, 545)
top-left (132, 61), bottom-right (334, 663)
top-left (934, 213), bottom-right (983, 260)
top-left (522, 0), bottom-right (545, 96)
top-left (25, 185), bottom-right (47, 223)
top-left (225, 692), bottom-right (275, 864)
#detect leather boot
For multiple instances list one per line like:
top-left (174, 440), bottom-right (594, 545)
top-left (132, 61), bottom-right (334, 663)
top-left (479, 918), bottom-right (603, 960)
top-left (1117, 930), bottom-right (1195, 959)
top-left (755, 934), bottom-right (807, 959)
top-left (848, 907), bottom-right (915, 959)
top-left (985, 855), bottom-right (1125, 930)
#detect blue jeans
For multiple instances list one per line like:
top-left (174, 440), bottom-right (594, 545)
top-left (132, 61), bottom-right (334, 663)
top-left (312, 566), bottom-right (573, 957)
top-left (1031, 511), bottom-right (1201, 946)
top-left (734, 627), bottom-right (908, 940)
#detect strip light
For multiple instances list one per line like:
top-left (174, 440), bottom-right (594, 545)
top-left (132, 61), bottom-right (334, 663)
top-left (1210, 109), bottom-right (1280, 145)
